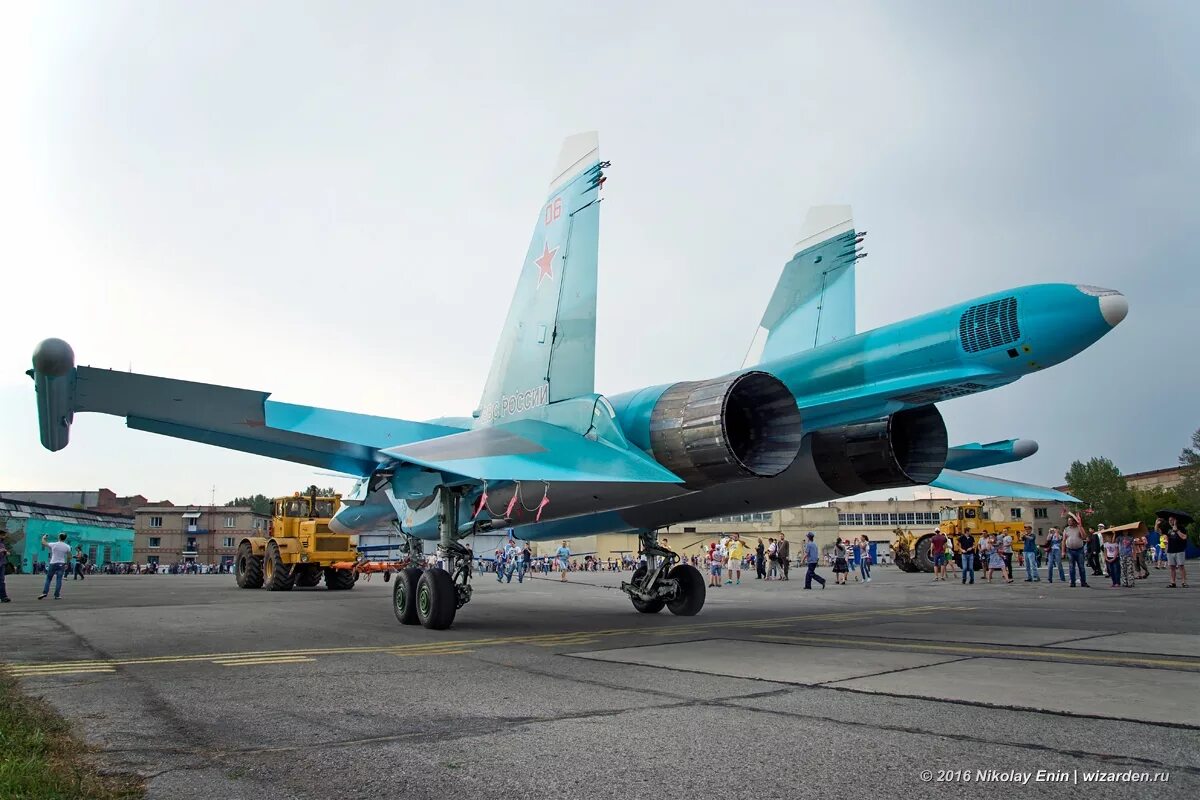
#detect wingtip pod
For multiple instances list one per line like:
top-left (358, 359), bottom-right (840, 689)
top-left (32, 337), bottom-right (75, 377)
top-left (549, 131), bottom-right (599, 192)
top-left (30, 338), bottom-right (76, 451)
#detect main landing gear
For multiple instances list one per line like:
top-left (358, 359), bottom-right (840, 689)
top-left (391, 488), bottom-right (473, 630)
top-left (620, 531), bottom-right (706, 616)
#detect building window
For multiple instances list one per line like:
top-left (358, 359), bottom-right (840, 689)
top-left (148, 537), bottom-right (161, 548)
top-left (222, 537), bottom-right (235, 548)
top-left (224, 515), bottom-right (236, 528)
top-left (1034, 507), bottom-right (1048, 519)
top-left (149, 516), bottom-right (163, 528)
top-left (1010, 508), bottom-right (1022, 520)
top-left (147, 555), bottom-right (159, 566)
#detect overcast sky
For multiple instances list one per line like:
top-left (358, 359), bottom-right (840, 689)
top-left (1, 1), bottom-right (1195, 505)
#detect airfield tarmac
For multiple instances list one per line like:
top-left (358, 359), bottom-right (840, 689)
top-left (3, 566), bottom-right (1198, 800)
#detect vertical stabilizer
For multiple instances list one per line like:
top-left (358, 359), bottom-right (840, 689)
top-left (743, 205), bottom-right (862, 366)
top-left (477, 133), bottom-right (605, 425)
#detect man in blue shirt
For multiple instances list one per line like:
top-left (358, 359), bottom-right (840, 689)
top-left (1022, 525), bottom-right (1040, 582)
top-left (803, 532), bottom-right (825, 589)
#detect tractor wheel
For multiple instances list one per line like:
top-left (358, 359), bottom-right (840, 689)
top-left (295, 568), bottom-right (322, 588)
top-left (324, 567), bottom-right (356, 591)
top-left (913, 534), bottom-right (936, 573)
top-left (666, 563), bottom-right (706, 616)
top-left (630, 564), bottom-right (665, 614)
top-left (393, 567), bottom-right (423, 626)
top-left (235, 541), bottom-right (263, 589)
top-left (415, 567), bottom-right (456, 630)
top-left (264, 541), bottom-right (295, 591)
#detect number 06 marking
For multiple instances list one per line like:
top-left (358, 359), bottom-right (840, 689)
top-left (544, 197), bottom-right (562, 226)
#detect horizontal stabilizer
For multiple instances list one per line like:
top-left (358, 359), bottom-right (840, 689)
top-left (944, 439), bottom-right (1038, 472)
top-left (382, 419), bottom-right (683, 484)
top-left (929, 469), bottom-right (1079, 502)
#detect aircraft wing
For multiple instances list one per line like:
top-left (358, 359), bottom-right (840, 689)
top-left (32, 360), bottom-right (464, 476)
top-left (929, 469), bottom-right (1079, 502)
top-left (382, 418), bottom-right (684, 483)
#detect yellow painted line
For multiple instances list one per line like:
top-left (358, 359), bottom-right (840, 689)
top-left (212, 655), bottom-right (317, 663)
top-left (9, 668), bottom-right (117, 677)
top-left (756, 634), bottom-right (1200, 671)
top-left (2, 604), bottom-right (967, 673)
top-left (214, 657), bottom-right (316, 667)
top-left (9, 666), bottom-right (117, 674)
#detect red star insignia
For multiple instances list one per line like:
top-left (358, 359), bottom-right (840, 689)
top-left (533, 241), bottom-right (558, 287)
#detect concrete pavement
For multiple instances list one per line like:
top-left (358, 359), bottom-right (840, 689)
top-left (2, 566), bottom-right (1197, 799)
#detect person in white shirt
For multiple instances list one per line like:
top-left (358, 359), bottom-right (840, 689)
top-left (39, 532), bottom-right (72, 600)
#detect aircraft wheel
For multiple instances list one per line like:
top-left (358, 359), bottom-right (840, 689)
top-left (393, 567), bottom-right (423, 626)
top-left (324, 567), bottom-right (356, 590)
top-left (264, 541), bottom-right (295, 591)
top-left (667, 563), bottom-right (705, 616)
top-left (235, 541), bottom-right (263, 589)
top-left (630, 564), bottom-right (665, 613)
top-left (416, 567), bottom-right (457, 630)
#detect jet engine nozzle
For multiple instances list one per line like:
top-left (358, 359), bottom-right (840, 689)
top-left (810, 405), bottom-right (948, 495)
top-left (649, 370), bottom-right (803, 489)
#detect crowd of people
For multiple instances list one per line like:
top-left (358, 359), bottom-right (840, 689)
top-left (934, 512), bottom-right (1191, 589)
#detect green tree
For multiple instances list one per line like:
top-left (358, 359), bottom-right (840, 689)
top-left (224, 494), bottom-right (272, 515)
top-left (1175, 428), bottom-right (1200, 546)
top-left (1177, 428), bottom-right (1200, 512)
top-left (1130, 486), bottom-right (1182, 529)
top-left (1063, 457), bottom-right (1136, 526)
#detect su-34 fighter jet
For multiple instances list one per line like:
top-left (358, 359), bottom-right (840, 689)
top-left (30, 132), bottom-right (1127, 629)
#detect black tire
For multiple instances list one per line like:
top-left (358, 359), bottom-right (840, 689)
top-left (264, 541), bottom-right (295, 591)
top-left (324, 567), bottom-right (356, 591)
top-left (295, 568), bottom-right (322, 588)
top-left (913, 534), bottom-right (935, 573)
top-left (235, 541), bottom-right (263, 589)
top-left (393, 566), bottom-right (423, 626)
top-left (666, 563), bottom-right (706, 616)
top-left (630, 564), bottom-right (665, 614)
top-left (415, 567), bottom-right (456, 630)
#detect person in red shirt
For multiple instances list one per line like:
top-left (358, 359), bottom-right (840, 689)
top-left (930, 529), bottom-right (949, 582)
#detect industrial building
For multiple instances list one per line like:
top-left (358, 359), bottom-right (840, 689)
top-left (0, 497), bottom-right (135, 573)
top-left (0, 487), bottom-right (172, 516)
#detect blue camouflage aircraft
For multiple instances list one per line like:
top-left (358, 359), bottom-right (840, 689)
top-left (29, 132), bottom-right (1127, 628)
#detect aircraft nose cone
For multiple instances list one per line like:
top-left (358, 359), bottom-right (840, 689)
top-left (1075, 285), bottom-right (1128, 327)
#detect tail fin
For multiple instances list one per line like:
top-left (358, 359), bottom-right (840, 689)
top-left (743, 205), bottom-right (863, 367)
top-left (476, 133), bottom-right (605, 425)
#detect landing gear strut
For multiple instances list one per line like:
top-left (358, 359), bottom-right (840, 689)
top-left (620, 531), bottom-right (706, 616)
top-left (409, 487), bottom-right (473, 630)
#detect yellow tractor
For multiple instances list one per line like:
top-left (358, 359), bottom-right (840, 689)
top-left (234, 491), bottom-right (358, 591)
top-left (892, 501), bottom-right (1029, 573)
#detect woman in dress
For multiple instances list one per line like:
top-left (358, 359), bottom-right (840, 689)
top-left (985, 535), bottom-right (1011, 583)
top-left (833, 538), bottom-right (849, 584)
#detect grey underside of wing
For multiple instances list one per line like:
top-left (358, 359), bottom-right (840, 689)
top-left (74, 367), bottom-right (380, 475)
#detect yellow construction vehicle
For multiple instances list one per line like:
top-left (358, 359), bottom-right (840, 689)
top-left (892, 501), bottom-right (1029, 573)
top-left (234, 491), bottom-right (359, 591)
